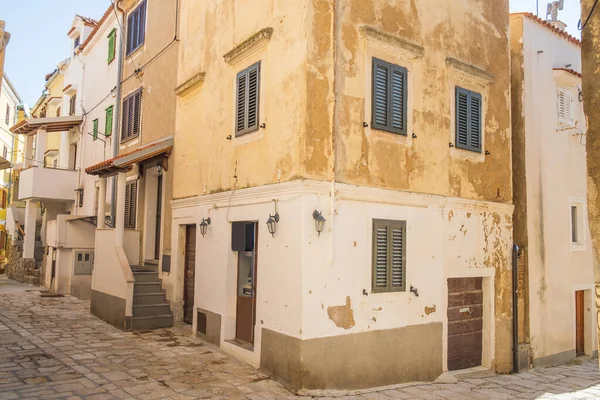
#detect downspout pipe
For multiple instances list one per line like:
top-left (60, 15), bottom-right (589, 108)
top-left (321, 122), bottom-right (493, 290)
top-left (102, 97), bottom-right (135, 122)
top-left (512, 243), bottom-right (520, 373)
top-left (111, 0), bottom-right (125, 227)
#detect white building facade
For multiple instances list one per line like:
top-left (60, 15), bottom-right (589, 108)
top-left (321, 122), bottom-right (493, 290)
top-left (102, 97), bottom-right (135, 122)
top-left (510, 13), bottom-right (597, 368)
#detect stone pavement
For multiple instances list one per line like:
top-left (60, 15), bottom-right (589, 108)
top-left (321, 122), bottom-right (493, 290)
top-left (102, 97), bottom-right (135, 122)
top-left (0, 281), bottom-right (599, 399)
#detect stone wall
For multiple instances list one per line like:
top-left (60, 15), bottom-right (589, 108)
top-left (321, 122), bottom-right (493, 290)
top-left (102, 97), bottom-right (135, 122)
top-left (5, 238), bottom-right (39, 285)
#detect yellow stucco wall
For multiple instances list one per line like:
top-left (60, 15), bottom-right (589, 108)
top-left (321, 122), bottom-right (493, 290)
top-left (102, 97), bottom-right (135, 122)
top-left (173, 0), bottom-right (511, 205)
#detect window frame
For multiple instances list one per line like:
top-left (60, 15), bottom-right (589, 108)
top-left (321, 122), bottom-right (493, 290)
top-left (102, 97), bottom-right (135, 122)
top-left (235, 61), bottom-right (261, 137)
top-left (455, 86), bottom-right (482, 153)
top-left (371, 58), bottom-right (408, 136)
top-left (126, 0), bottom-right (147, 57)
top-left (371, 218), bottom-right (407, 294)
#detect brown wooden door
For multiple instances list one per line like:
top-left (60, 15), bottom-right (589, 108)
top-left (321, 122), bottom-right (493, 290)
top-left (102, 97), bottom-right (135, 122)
top-left (447, 277), bottom-right (483, 371)
top-left (183, 225), bottom-right (196, 325)
top-left (576, 290), bottom-right (585, 356)
top-left (235, 223), bottom-right (257, 344)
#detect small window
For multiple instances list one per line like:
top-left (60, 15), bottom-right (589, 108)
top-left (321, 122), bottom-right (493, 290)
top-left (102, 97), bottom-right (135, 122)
top-left (107, 29), bottom-right (117, 64)
top-left (124, 180), bottom-right (138, 229)
top-left (105, 105), bottom-right (114, 137)
top-left (235, 62), bottom-right (261, 136)
top-left (92, 119), bottom-right (99, 141)
top-left (121, 89), bottom-right (142, 142)
top-left (69, 94), bottom-right (77, 116)
top-left (74, 36), bottom-right (80, 54)
top-left (77, 253), bottom-right (83, 262)
top-left (571, 205), bottom-right (578, 243)
top-left (84, 253), bottom-right (90, 262)
top-left (56, 107), bottom-right (61, 117)
top-left (78, 189), bottom-right (84, 208)
top-left (455, 87), bottom-right (482, 153)
top-left (2, 146), bottom-right (7, 160)
top-left (126, 0), bottom-right (147, 56)
top-left (371, 58), bottom-right (407, 135)
top-left (5, 104), bottom-right (9, 125)
top-left (372, 219), bottom-right (406, 293)
top-left (558, 87), bottom-right (574, 126)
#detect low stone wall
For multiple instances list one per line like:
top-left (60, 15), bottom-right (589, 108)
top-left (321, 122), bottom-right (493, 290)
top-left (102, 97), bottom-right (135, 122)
top-left (5, 239), bottom-right (37, 284)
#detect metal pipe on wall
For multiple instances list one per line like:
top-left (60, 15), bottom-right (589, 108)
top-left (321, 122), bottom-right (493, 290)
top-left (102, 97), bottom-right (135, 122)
top-left (512, 243), bottom-right (520, 373)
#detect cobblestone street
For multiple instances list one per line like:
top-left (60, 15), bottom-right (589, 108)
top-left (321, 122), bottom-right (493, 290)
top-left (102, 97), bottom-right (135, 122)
top-left (1, 276), bottom-right (600, 399)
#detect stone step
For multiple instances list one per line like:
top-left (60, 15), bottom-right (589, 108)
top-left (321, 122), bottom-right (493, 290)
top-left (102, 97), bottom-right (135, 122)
top-left (30, 269), bottom-right (40, 278)
top-left (133, 292), bottom-right (166, 305)
top-left (133, 303), bottom-right (171, 318)
top-left (132, 314), bottom-right (173, 330)
top-left (130, 265), bottom-right (157, 273)
top-left (133, 282), bottom-right (162, 294)
top-left (24, 275), bottom-right (40, 285)
top-left (132, 271), bottom-right (160, 283)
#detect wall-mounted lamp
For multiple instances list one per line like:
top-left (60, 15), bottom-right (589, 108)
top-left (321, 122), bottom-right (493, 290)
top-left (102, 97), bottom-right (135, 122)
top-left (312, 210), bottom-right (326, 236)
top-left (266, 213), bottom-right (279, 237)
top-left (156, 162), bottom-right (163, 175)
top-left (199, 217), bottom-right (211, 237)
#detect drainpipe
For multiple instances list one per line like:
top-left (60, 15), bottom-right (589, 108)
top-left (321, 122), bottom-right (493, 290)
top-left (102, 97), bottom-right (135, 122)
top-left (110, 0), bottom-right (125, 227)
top-left (512, 243), bottom-right (520, 373)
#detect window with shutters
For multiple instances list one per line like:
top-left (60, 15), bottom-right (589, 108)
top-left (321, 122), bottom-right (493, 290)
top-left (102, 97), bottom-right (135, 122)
top-left (557, 87), bottom-right (574, 126)
top-left (121, 89), bottom-right (142, 142)
top-left (235, 62), bottom-right (261, 136)
top-left (69, 94), bottom-right (77, 116)
top-left (372, 219), bottom-right (407, 293)
top-left (5, 104), bottom-right (9, 125)
top-left (74, 36), bottom-right (80, 54)
top-left (107, 29), bottom-right (117, 64)
top-left (2, 146), bottom-right (7, 160)
top-left (126, 0), bottom-right (147, 56)
top-left (92, 119), bottom-right (99, 141)
top-left (371, 58), bottom-right (407, 135)
top-left (124, 180), bottom-right (138, 229)
top-left (455, 87), bottom-right (482, 153)
top-left (105, 106), bottom-right (114, 137)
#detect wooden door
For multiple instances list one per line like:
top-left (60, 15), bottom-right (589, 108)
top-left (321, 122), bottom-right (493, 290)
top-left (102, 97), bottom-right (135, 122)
top-left (183, 225), bottom-right (196, 325)
top-left (447, 277), bottom-right (483, 371)
top-left (235, 223), bottom-right (257, 344)
top-left (576, 290), bottom-right (585, 356)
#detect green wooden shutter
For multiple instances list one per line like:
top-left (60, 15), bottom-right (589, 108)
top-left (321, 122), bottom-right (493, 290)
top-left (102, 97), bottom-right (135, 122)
top-left (372, 219), bottom-right (407, 293)
top-left (372, 58), bottom-right (407, 135)
top-left (235, 62), bottom-right (260, 136)
top-left (107, 29), bottom-right (116, 63)
top-left (105, 106), bottom-right (113, 137)
top-left (92, 119), bottom-right (99, 141)
top-left (455, 87), bottom-right (482, 152)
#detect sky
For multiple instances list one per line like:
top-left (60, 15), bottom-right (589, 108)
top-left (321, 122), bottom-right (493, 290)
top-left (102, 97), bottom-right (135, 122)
top-left (0, 0), bottom-right (583, 108)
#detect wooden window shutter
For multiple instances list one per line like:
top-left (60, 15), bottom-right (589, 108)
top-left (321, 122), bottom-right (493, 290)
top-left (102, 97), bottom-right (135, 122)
top-left (105, 106), bottom-right (113, 137)
top-left (455, 87), bottom-right (482, 153)
top-left (372, 219), bottom-right (407, 293)
top-left (120, 90), bottom-right (141, 142)
top-left (138, 1), bottom-right (147, 48)
top-left (235, 62), bottom-right (260, 136)
top-left (121, 97), bottom-right (129, 141)
top-left (92, 119), bottom-right (99, 141)
top-left (5, 104), bottom-right (9, 125)
top-left (69, 94), bottom-right (77, 116)
top-left (133, 90), bottom-right (141, 137)
top-left (108, 29), bottom-right (116, 63)
top-left (126, 1), bottom-right (146, 56)
top-left (124, 181), bottom-right (137, 229)
top-left (371, 58), bottom-right (407, 135)
top-left (126, 12), bottom-right (134, 55)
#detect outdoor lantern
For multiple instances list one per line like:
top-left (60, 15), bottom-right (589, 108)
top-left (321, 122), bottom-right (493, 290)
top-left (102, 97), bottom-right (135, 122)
top-left (199, 217), bottom-right (211, 237)
top-left (156, 163), bottom-right (163, 175)
top-left (312, 210), bottom-right (326, 236)
top-left (266, 213), bottom-right (280, 237)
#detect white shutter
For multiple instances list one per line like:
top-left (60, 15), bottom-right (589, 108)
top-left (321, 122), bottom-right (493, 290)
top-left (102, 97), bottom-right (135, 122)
top-left (558, 87), bottom-right (574, 126)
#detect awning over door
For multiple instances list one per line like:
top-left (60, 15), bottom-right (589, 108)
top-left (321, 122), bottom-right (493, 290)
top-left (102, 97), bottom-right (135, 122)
top-left (85, 137), bottom-right (173, 176)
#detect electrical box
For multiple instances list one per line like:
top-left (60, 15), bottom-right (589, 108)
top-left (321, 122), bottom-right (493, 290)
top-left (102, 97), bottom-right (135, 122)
top-left (74, 251), bottom-right (94, 275)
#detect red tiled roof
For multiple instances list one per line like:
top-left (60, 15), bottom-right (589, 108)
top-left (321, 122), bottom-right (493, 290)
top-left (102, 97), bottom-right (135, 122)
top-left (76, 14), bottom-right (99, 27)
top-left (511, 13), bottom-right (581, 47)
top-left (80, 5), bottom-right (115, 51)
top-left (554, 68), bottom-right (582, 78)
top-left (62, 84), bottom-right (72, 93)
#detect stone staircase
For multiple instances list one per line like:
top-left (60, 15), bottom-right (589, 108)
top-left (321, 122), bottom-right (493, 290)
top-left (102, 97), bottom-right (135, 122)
top-left (6, 239), bottom-right (43, 286)
top-left (131, 260), bottom-right (173, 330)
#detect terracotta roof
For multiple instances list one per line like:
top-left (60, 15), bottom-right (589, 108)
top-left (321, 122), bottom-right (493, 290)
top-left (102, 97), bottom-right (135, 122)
top-left (511, 13), bottom-right (581, 47)
top-left (554, 68), bottom-right (582, 78)
top-left (45, 69), bottom-right (58, 82)
top-left (86, 137), bottom-right (174, 175)
top-left (80, 5), bottom-right (115, 51)
top-left (76, 14), bottom-right (99, 27)
top-left (62, 84), bottom-right (72, 93)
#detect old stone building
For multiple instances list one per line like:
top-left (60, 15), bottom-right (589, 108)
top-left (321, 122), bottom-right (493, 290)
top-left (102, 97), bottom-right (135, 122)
top-left (170, 0), bottom-right (513, 391)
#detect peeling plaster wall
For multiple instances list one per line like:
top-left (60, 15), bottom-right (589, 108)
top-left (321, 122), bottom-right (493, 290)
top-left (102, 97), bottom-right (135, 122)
top-left (334, 0), bottom-right (512, 203)
top-left (512, 15), bottom-right (597, 363)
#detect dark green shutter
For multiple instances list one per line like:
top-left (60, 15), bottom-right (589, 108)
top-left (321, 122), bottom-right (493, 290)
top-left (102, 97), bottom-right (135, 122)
top-left (372, 58), bottom-right (407, 135)
top-left (105, 106), bottom-right (113, 137)
top-left (372, 219), bottom-right (407, 293)
top-left (235, 62), bottom-right (260, 136)
top-left (455, 87), bottom-right (482, 152)
top-left (92, 119), bottom-right (99, 141)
